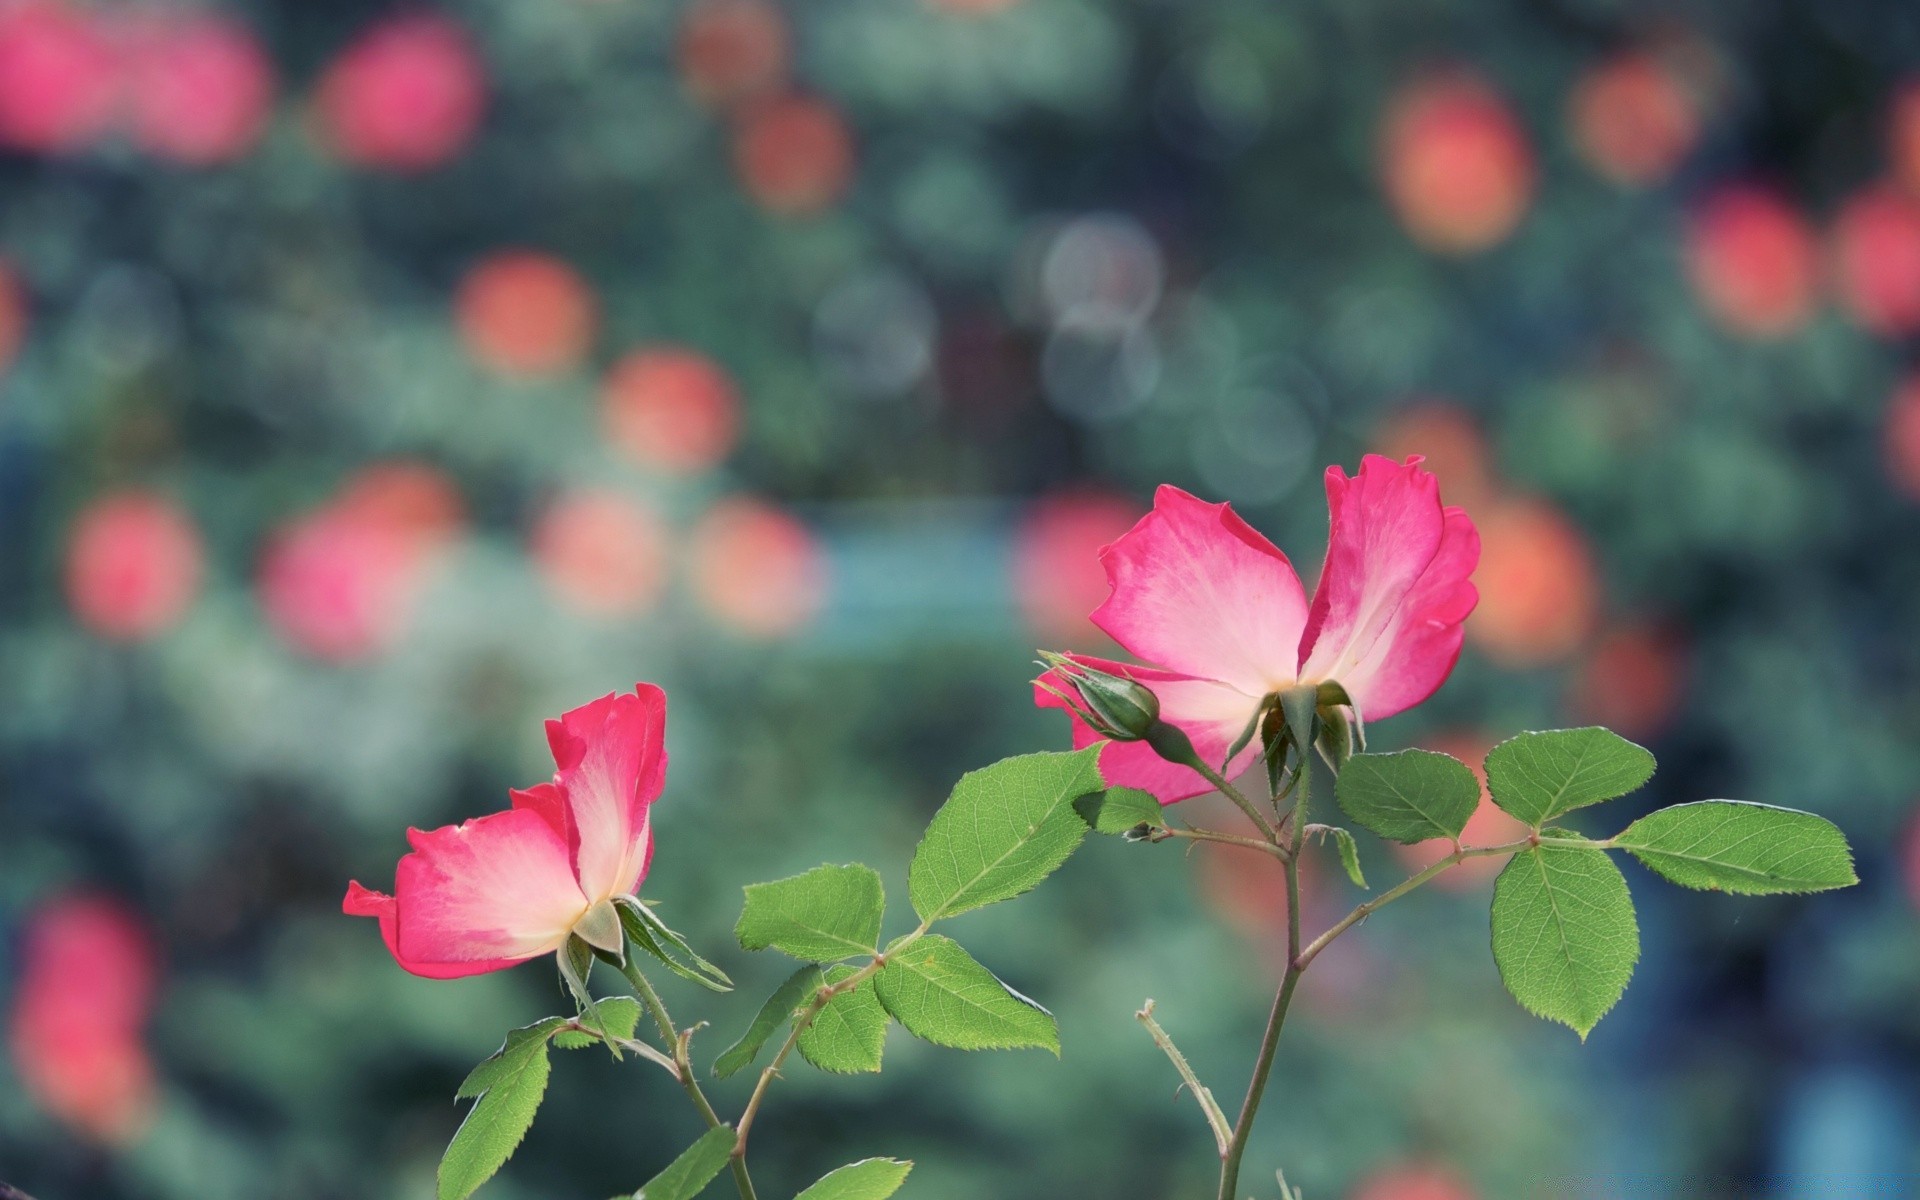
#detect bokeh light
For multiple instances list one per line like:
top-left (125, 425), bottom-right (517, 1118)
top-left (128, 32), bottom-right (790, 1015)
top-left (313, 12), bottom-right (484, 172)
top-left (0, 257), bottom-right (26, 376)
top-left (64, 491), bottom-right (205, 642)
top-left (7, 894), bottom-right (158, 1145)
top-left (677, 0), bottom-right (788, 111)
top-left (1011, 487), bottom-right (1143, 646)
top-left (1830, 183), bottom-right (1920, 338)
top-left (1466, 497), bottom-right (1599, 666)
top-left (733, 94), bottom-right (855, 217)
top-left (257, 468), bottom-right (463, 661)
top-left (1566, 621), bottom-right (1689, 741)
top-left (687, 496), bottom-right (827, 638)
top-left (601, 348), bottom-right (742, 475)
top-left (1380, 71), bottom-right (1534, 255)
top-left (1348, 1161), bottom-right (1479, 1200)
top-left (531, 489), bottom-right (669, 618)
top-left (0, 0), bottom-right (117, 154)
top-left (125, 11), bottom-right (275, 166)
top-left (1884, 374), bottom-right (1920, 501)
top-left (1370, 401), bottom-right (1496, 509)
top-left (455, 250), bottom-right (598, 380)
top-left (1569, 50), bottom-right (1701, 188)
top-left (1684, 185), bottom-right (1819, 339)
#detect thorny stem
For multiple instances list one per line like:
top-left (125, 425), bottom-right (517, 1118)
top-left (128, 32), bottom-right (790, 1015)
top-left (1216, 744), bottom-right (1308, 1200)
top-left (1153, 825), bottom-right (1290, 861)
top-left (617, 957), bottom-right (760, 1200)
top-left (1136, 1000), bottom-right (1232, 1155)
top-left (733, 932), bottom-right (917, 1159)
top-left (1187, 756), bottom-right (1284, 847)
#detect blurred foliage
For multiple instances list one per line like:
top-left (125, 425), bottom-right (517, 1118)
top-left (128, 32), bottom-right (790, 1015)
top-left (3, 0), bottom-right (1920, 1197)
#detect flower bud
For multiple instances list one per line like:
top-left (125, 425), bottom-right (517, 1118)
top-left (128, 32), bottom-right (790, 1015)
top-left (1037, 653), bottom-right (1162, 741)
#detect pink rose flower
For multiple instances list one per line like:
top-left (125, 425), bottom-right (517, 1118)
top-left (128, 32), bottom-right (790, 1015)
top-left (1037, 455), bottom-right (1480, 802)
top-left (345, 686), bottom-right (665, 978)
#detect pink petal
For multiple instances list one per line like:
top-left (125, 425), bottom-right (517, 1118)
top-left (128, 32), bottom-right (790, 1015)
top-left (386, 808), bottom-right (588, 973)
top-left (545, 684), bottom-right (665, 903)
top-left (1090, 486), bottom-right (1311, 696)
top-left (1035, 653), bottom-right (1264, 803)
top-left (343, 879), bottom-right (517, 979)
top-left (1298, 456), bottom-right (1478, 720)
top-left (510, 781), bottom-right (572, 843)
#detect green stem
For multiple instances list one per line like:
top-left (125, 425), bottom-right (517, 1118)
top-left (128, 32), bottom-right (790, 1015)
top-left (617, 957), bottom-right (759, 1200)
top-left (1216, 752), bottom-right (1310, 1200)
top-left (1187, 756), bottom-right (1284, 847)
top-left (733, 939), bottom-right (909, 1159)
top-left (1136, 999), bottom-right (1232, 1155)
top-left (1154, 825), bottom-right (1290, 862)
top-left (1294, 835), bottom-right (1548, 969)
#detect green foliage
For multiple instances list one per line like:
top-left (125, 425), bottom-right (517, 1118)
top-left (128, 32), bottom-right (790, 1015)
top-left (713, 967), bottom-right (822, 1080)
top-left (874, 935), bottom-right (1059, 1054)
top-left (440, 1022), bottom-right (561, 1200)
top-left (736, 864), bottom-right (885, 963)
top-left (1615, 801), bottom-right (1858, 895)
top-left (619, 898), bottom-right (734, 992)
top-left (1334, 749), bottom-right (1480, 844)
top-left (554, 998), bottom-right (643, 1050)
top-left (791, 1158), bottom-right (915, 1200)
top-left (1073, 786), bottom-right (1166, 835)
top-left (1485, 728), bottom-right (1655, 828)
top-left (1325, 827), bottom-right (1367, 889)
top-left (1490, 840), bottom-right (1640, 1039)
top-left (630, 1126), bottom-right (739, 1200)
top-left (797, 966), bottom-right (889, 1074)
top-left (908, 748), bottom-right (1104, 923)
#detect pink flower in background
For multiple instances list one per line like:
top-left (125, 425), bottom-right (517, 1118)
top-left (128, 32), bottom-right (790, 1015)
top-left (532, 489), bottom-right (670, 618)
top-left (65, 490), bottom-right (205, 641)
top-left (124, 11), bottom-right (275, 165)
top-left (8, 894), bottom-right (160, 1143)
top-left (313, 12), bottom-right (484, 172)
top-left (257, 462), bottom-right (464, 661)
top-left (1037, 456), bottom-right (1479, 802)
top-left (345, 686), bottom-right (666, 977)
top-left (0, 0), bottom-right (118, 154)
top-left (1012, 488), bottom-right (1145, 646)
top-left (688, 497), bottom-right (828, 638)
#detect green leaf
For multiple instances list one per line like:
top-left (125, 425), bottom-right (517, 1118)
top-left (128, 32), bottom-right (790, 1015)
top-left (554, 997), bottom-right (643, 1050)
top-left (631, 1126), bottom-right (738, 1200)
top-left (439, 1023), bottom-right (559, 1200)
top-left (797, 965), bottom-right (888, 1074)
top-left (618, 898), bottom-right (734, 992)
top-left (908, 748), bottom-right (1104, 924)
top-left (792, 1158), bottom-right (914, 1200)
top-left (1613, 801), bottom-right (1857, 895)
top-left (712, 966), bottom-right (822, 1079)
top-left (1490, 840), bottom-right (1640, 1039)
top-left (1333, 749), bottom-right (1480, 844)
top-left (1326, 827), bottom-right (1367, 889)
top-left (736, 864), bottom-right (884, 963)
top-left (1073, 786), bottom-right (1166, 835)
top-left (874, 935), bottom-right (1058, 1054)
top-left (1484, 728), bottom-right (1654, 828)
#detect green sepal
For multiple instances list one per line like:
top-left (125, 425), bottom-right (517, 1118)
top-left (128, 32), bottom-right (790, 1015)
top-left (619, 896), bottom-right (734, 992)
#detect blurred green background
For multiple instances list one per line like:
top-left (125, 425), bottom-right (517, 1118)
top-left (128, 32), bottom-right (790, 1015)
top-left (3, 0), bottom-right (1919, 1197)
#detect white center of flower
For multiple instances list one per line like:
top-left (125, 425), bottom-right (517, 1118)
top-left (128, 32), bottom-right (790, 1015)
top-left (571, 897), bottom-right (624, 955)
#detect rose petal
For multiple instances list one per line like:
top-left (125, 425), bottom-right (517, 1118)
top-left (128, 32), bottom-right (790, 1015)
top-left (545, 685), bottom-right (665, 902)
top-left (1298, 455), bottom-right (1471, 718)
top-left (385, 809), bottom-right (588, 973)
